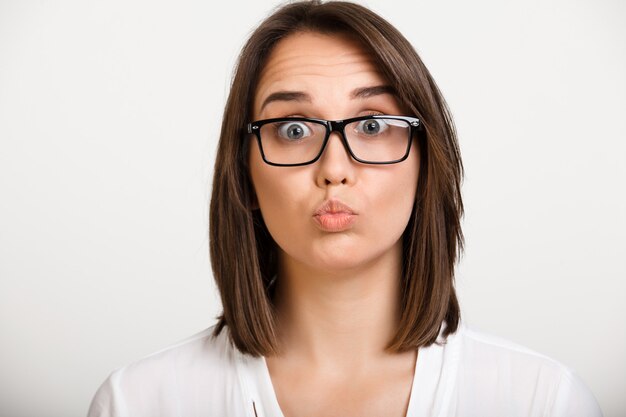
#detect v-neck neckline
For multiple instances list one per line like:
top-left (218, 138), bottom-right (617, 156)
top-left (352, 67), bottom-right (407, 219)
top-left (255, 347), bottom-right (422, 417)
top-left (237, 322), bottom-right (461, 417)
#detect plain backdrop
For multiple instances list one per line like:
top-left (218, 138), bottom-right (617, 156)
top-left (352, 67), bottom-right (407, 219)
top-left (0, 0), bottom-right (624, 416)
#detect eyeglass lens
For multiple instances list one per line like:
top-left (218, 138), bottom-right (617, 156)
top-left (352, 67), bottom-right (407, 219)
top-left (258, 118), bottom-right (411, 164)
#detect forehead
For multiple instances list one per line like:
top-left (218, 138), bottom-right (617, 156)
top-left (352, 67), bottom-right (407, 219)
top-left (253, 31), bottom-right (388, 117)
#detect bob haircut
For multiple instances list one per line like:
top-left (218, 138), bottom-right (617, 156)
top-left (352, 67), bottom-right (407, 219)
top-left (210, 0), bottom-right (464, 357)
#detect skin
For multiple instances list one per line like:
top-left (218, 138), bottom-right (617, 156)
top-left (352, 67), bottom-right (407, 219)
top-left (248, 31), bottom-right (420, 417)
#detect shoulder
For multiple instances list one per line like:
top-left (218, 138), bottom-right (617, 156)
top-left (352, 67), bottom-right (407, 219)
top-left (444, 322), bottom-right (603, 416)
top-left (457, 322), bottom-right (567, 370)
top-left (115, 324), bottom-right (236, 384)
top-left (87, 324), bottom-right (247, 417)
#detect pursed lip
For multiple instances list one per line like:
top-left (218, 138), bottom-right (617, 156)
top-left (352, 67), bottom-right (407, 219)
top-left (313, 198), bottom-right (357, 232)
top-left (313, 198), bottom-right (357, 216)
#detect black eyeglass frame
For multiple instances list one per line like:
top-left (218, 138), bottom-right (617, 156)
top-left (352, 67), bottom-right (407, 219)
top-left (246, 115), bottom-right (423, 167)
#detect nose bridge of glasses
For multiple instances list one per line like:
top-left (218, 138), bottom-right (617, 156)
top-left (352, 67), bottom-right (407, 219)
top-left (322, 120), bottom-right (351, 154)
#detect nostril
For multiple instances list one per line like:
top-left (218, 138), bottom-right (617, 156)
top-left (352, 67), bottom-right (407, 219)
top-left (324, 177), bottom-right (347, 186)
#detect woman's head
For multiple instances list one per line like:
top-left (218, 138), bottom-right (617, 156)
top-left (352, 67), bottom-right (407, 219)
top-left (210, 0), bottom-right (464, 357)
top-left (249, 30), bottom-right (421, 277)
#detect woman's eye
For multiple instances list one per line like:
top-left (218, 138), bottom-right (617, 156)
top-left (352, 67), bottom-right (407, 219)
top-left (356, 119), bottom-right (389, 135)
top-left (277, 122), bottom-right (312, 140)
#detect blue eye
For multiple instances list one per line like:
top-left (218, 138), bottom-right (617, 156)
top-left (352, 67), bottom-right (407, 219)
top-left (355, 119), bottom-right (389, 135)
top-left (277, 122), bottom-right (312, 140)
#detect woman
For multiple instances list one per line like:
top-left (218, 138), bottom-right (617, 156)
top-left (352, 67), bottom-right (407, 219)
top-left (88, 1), bottom-right (603, 416)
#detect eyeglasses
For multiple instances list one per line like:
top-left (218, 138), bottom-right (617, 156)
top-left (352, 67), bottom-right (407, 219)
top-left (246, 115), bottom-right (422, 166)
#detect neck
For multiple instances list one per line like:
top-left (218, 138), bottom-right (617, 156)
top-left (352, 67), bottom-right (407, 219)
top-left (270, 240), bottom-right (403, 371)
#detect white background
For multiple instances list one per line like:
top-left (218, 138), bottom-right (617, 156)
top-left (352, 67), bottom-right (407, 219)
top-left (0, 0), bottom-right (624, 416)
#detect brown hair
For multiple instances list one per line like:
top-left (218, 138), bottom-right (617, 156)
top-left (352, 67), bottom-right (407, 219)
top-left (209, 0), bottom-right (464, 356)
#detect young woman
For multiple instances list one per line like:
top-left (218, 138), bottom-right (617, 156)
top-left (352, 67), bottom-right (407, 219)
top-left (88, 1), bottom-right (603, 416)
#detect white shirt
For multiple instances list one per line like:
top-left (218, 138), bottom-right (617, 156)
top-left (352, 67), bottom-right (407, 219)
top-left (87, 321), bottom-right (603, 417)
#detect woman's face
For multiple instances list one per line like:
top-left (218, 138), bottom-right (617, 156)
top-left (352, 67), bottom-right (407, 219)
top-left (248, 31), bottom-right (420, 273)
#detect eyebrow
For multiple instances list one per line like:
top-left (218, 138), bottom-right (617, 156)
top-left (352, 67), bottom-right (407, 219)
top-left (350, 85), bottom-right (396, 99)
top-left (260, 91), bottom-right (311, 112)
top-left (259, 85), bottom-right (396, 112)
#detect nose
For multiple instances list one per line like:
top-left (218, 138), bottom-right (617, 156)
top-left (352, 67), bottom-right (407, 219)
top-left (315, 130), bottom-right (355, 186)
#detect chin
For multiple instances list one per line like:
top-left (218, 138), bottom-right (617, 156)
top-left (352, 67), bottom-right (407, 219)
top-left (278, 236), bottom-right (401, 275)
